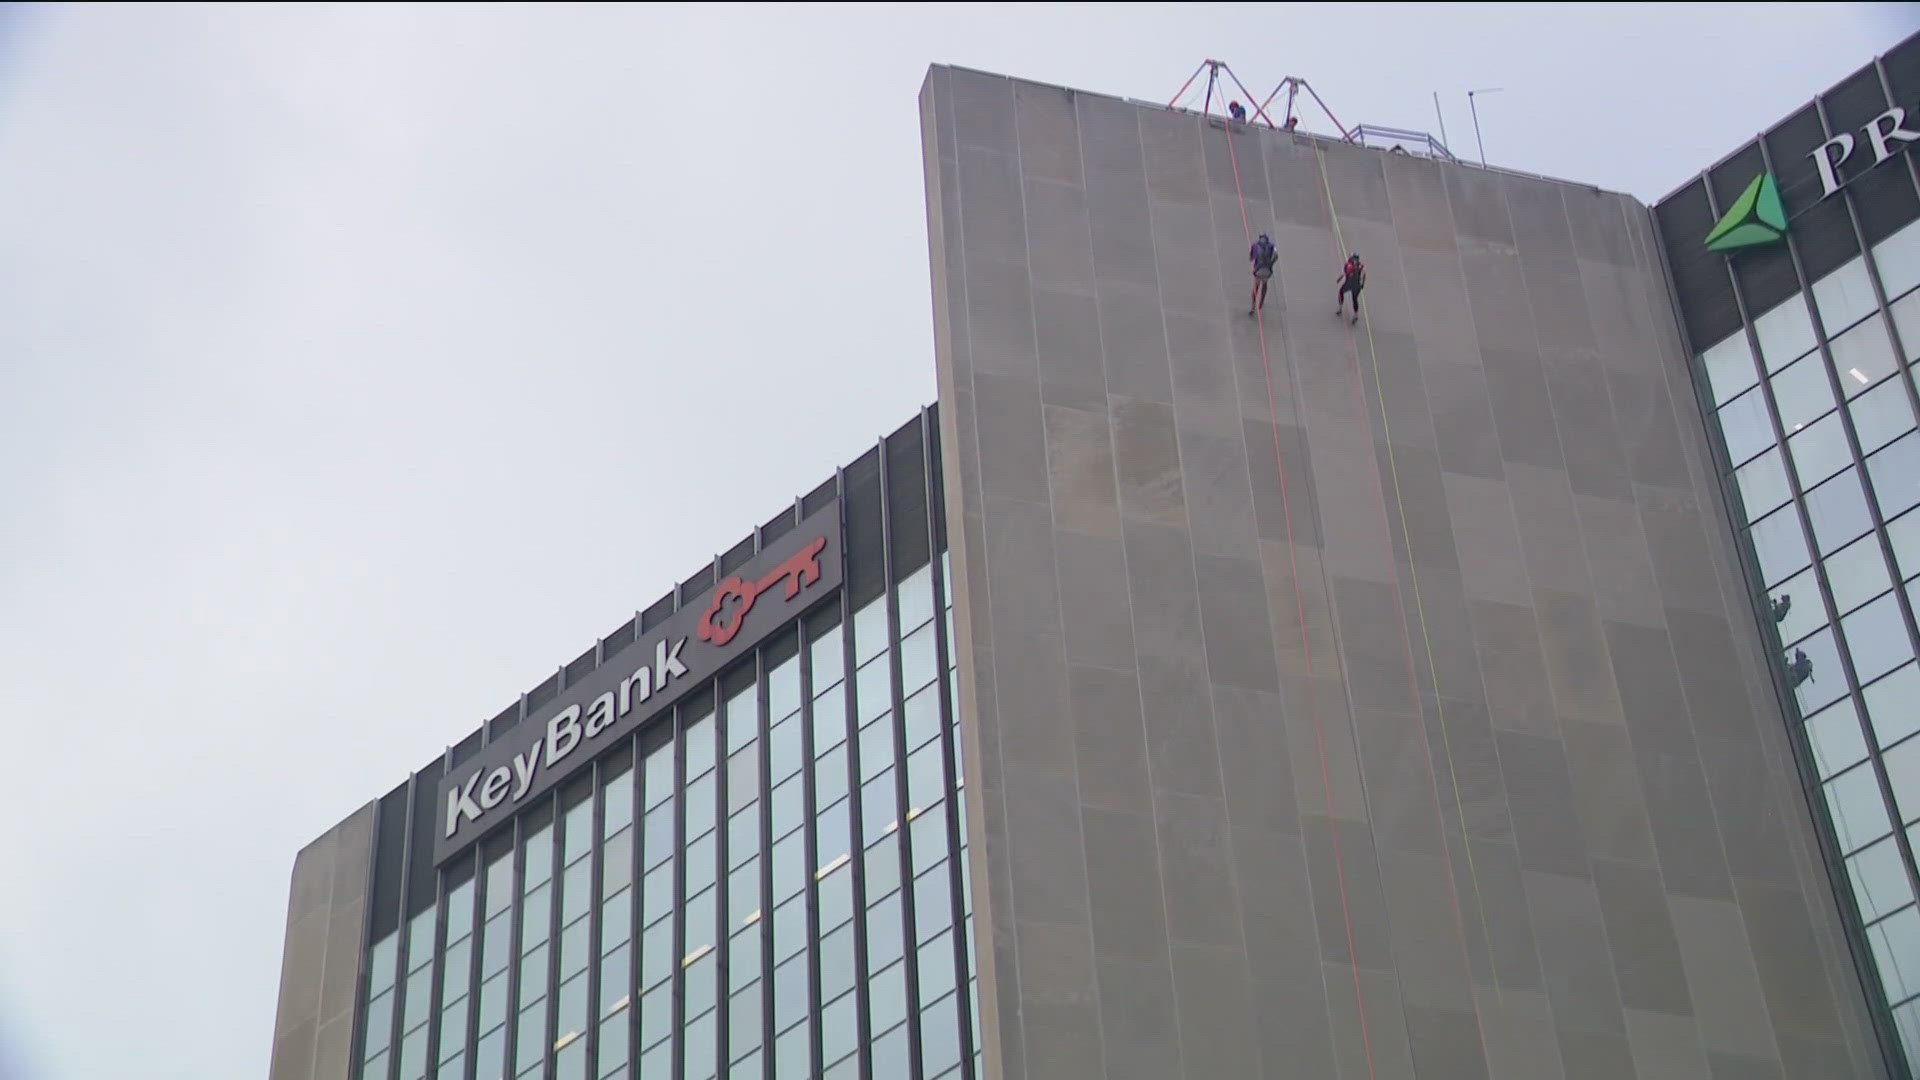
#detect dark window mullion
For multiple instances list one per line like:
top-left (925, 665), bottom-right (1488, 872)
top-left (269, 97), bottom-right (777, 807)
top-left (834, 482), bottom-right (874, 1080)
top-left (584, 758), bottom-right (606, 1080)
top-left (799, 611), bottom-right (825, 1079)
top-left (758, 618), bottom-right (777, 1080)
top-left (877, 436), bottom-right (927, 1080)
top-left (922, 406), bottom-right (977, 1080)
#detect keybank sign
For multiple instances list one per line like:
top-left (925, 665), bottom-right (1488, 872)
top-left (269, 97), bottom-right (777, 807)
top-left (1708, 104), bottom-right (1920, 253)
top-left (432, 505), bottom-right (842, 863)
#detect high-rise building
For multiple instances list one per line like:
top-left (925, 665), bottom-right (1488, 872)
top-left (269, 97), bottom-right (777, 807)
top-left (269, 30), bottom-right (1920, 1080)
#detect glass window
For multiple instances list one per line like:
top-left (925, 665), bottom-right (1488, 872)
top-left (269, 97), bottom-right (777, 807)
top-left (854, 596), bottom-right (890, 666)
top-left (1769, 567), bottom-right (1828, 647)
top-left (816, 799), bottom-right (850, 860)
top-left (912, 805), bottom-right (950, 876)
top-left (726, 684), bottom-right (760, 751)
top-left (866, 833), bottom-right (902, 900)
top-left (728, 742), bottom-right (761, 816)
top-left (1754, 294), bottom-right (1818, 372)
top-left (363, 989), bottom-right (395, 1058)
top-left (1874, 216), bottom-right (1920, 300)
top-left (1827, 761), bottom-right (1894, 852)
top-left (485, 852), bottom-right (514, 917)
top-left (1895, 511), bottom-right (1920, 582)
top-left (443, 937), bottom-right (473, 998)
top-left (1807, 470), bottom-right (1873, 554)
top-left (1845, 591), bottom-right (1914, 683)
top-left (1871, 665), bottom-right (1920, 748)
top-left (563, 798), bottom-right (593, 866)
top-left (905, 685), bottom-right (941, 753)
top-left (602, 888), bottom-right (632, 952)
top-left (1720, 388), bottom-right (1774, 465)
top-left (524, 826), bottom-right (554, 889)
top-left (919, 928), bottom-right (958, 1005)
top-left (637, 1034), bottom-right (670, 1078)
top-left (858, 654), bottom-right (894, 724)
top-left (1870, 905), bottom-right (1920, 1003)
top-left (639, 984), bottom-right (671, 1048)
top-left (822, 988), bottom-right (859, 1069)
top-left (644, 743), bottom-right (674, 808)
top-left (447, 881), bottom-right (476, 943)
top-left (1751, 504), bottom-right (1812, 587)
top-left (863, 771), bottom-right (898, 843)
top-left (729, 858), bottom-right (760, 928)
top-left (820, 921), bottom-right (856, 1002)
top-left (899, 564), bottom-right (937, 632)
top-left (685, 954), bottom-right (717, 1024)
top-left (603, 768), bottom-right (634, 837)
top-left (1852, 835), bottom-right (1915, 925)
top-left (477, 972), bottom-right (507, 1032)
top-left (869, 961), bottom-right (908, 1036)
top-left (643, 805), bottom-right (673, 869)
top-left (474, 1029), bottom-right (504, 1080)
top-left (868, 890), bottom-right (905, 972)
top-left (1894, 289), bottom-right (1920, 365)
top-left (562, 860), bottom-right (592, 923)
top-left (768, 653), bottom-right (802, 724)
top-left (862, 713), bottom-right (897, 782)
top-left (1793, 627), bottom-right (1849, 714)
top-left (1889, 736), bottom-right (1920, 824)
top-left (440, 995), bottom-right (469, 1062)
top-left (769, 714), bottom-right (804, 784)
top-left (686, 774), bottom-right (717, 840)
top-left (1702, 333), bottom-right (1760, 406)
top-left (729, 805), bottom-right (761, 870)
top-left (908, 740), bottom-right (947, 812)
top-left (598, 1016), bottom-right (629, 1078)
top-left (1735, 449), bottom-right (1793, 521)
top-left (554, 1039), bottom-right (585, 1080)
top-left (514, 1000), bottom-right (546, 1073)
top-left (1804, 699), bottom-right (1865, 779)
top-left (483, 912), bottom-right (511, 977)
top-left (1788, 412), bottom-right (1853, 489)
top-left (770, 774), bottom-right (804, 840)
top-left (555, 971), bottom-right (588, 1043)
top-left (1851, 374), bottom-right (1918, 455)
top-left (1772, 352), bottom-right (1838, 433)
top-left (1815, 257), bottom-right (1879, 335)
top-left (518, 943), bottom-right (548, 1002)
top-left (810, 623), bottom-right (846, 692)
top-left (685, 835), bottom-right (718, 898)
top-left (920, 991), bottom-right (963, 1075)
top-left (773, 952), bottom-right (810, 1029)
top-left (901, 623), bottom-right (939, 695)
top-left (1896, 998), bottom-right (1920, 1079)
top-left (640, 916), bottom-right (672, 990)
top-left (730, 982), bottom-right (762, 1063)
top-left (1832, 316), bottom-right (1901, 398)
top-left (1826, 533), bottom-right (1894, 614)
top-left (521, 884), bottom-right (552, 947)
top-left (602, 830), bottom-right (633, 900)
top-left (772, 829), bottom-right (806, 903)
top-left (369, 934), bottom-right (400, 994)
top-left (560, 915), bottom-right (590, 980)
top-left (819, 862), bottom-right (854, 932)
top-left (813, 683), bottom-right (848, 753)
top-left (815, 746), bottom-right (849, 810)
top-left (916, 862), bottom-right (955, 943)
top-left (687, 714), bottom-right (717, 780)
top-left (600, 942), bottom-right (630, 1012)
top-left (1870, 433), bottom-right (1920, 518)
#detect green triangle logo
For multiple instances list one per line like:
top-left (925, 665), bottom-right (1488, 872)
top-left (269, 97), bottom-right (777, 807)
top-left (1705, 172), bottom-right (1787, 252)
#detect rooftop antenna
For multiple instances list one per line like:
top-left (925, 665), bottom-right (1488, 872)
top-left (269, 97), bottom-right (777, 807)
top-left (1432, 91), bottom-right (1451, 151)
top-left (1468, 87), bottom-right (1503, 167)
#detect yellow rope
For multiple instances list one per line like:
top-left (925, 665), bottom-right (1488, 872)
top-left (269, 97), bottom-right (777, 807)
top-left (1311, 140), bottom-right (1501, 1004)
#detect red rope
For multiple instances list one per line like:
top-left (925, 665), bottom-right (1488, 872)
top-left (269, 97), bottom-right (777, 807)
top-left (1223, 120), bottom-right (1378, 1080)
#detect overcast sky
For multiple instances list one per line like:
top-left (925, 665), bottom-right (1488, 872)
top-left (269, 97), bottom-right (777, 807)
top-left (2, 4), bottom-right (1917, 1079)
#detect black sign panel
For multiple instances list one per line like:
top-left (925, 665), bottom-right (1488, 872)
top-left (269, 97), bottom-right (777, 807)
top-left (433, 503), bottom-right (842, 864)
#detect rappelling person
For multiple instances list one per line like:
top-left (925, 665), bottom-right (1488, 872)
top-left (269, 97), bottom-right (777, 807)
top-left (1228, 100), bottom-right (1247, 123)
top-left (1772, 593), bottom-right (1793, 623)
top-left (1786, 647), bottom-right (1814, 689)
top-left (1249, 232), bottom-right (1277, 316)
top-left (1337, 252), bottom-right (1366, 324)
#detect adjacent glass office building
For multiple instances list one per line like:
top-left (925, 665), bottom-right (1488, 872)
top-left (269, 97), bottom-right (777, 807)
top-left (1657, 31), bottom-right (1920, 1069)
top-left (291, 411), bottom-right (979, 1080)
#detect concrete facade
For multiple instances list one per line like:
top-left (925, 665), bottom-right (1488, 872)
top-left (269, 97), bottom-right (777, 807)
top-left (270, 802), bottom-right (377, 1080)
top-left (921, 64), bottom-right (1888, 1080)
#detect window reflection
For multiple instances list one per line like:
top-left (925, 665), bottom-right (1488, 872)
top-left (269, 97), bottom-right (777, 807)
top-left (1806, 698), bottom-right (1868, 779)
top-left (1844, 592), bottom-right (1914, 684)
top-left (1751, 505), bottom-right (1812, 587)
top-left (1718, 386), bottom-right (1776, 466)
top-left (1874, 217), bottom-right (1920, 301)
top-left (1870, 665), bottom-right (1920, 749)
top-left (1772, 352), bottom-right (1839, 433)
top-left (1769, 566), bottom-right (1827, 646)
top-left (1852, 835), bottom-right (1917, 924)
top-left (1869, 905), bottom-right (1920, 1003)
top-left (1754, 294), bottom-right (1818, 372)
top-left (1850, 374), bottom-right (1918, 455)
top-left (1788, 412), bottom-right (1852, 489)
top-left (1827, 760), bottom-right (1894, 852)
top-left (1702, 333), bottom-right (1760, 406)
top-left (1831, 316), bottom-right (1900, 398)
top-left (1806, 470), bottom-right (1873, 555)
top-left (1825, 533), bottom-right (1893, 615)
top-left (1886, 735), bottom-right (1920, 827)
top-left (1870, 433), bottom-right (1920, 518)
top-left (1791, 627), bottom-right (1848, 715)
top-left (1894, 289), bottom-right (1920, 366)
top-left (1814, 257), bottom-right (1879, 336)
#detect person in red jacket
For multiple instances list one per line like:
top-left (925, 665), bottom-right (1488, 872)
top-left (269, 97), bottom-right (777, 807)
top-left (1337, 252), bottom-right (1366, 324)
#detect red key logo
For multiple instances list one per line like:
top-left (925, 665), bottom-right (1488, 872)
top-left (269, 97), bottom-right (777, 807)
top-left (698, 536), bottom-right (829, 647)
